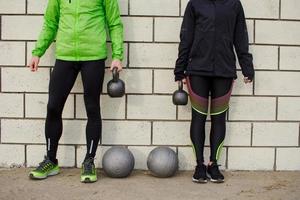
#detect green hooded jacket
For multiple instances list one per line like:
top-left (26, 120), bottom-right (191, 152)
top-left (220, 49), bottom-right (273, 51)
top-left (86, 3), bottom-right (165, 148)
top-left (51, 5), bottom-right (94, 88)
top-left (32, 0), bottom-right (124, 61)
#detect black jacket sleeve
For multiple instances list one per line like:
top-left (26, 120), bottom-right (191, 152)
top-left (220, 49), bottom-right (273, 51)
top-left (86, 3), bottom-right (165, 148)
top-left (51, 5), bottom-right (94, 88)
top-left (174, 1), bottom-right (195, 81)
top-left (234, 1), bottom-right (255, 80)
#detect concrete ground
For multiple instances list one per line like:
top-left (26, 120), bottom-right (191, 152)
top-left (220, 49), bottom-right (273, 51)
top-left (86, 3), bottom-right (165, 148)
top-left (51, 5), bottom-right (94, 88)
top-left (0, 168), bottom-right (299, 200)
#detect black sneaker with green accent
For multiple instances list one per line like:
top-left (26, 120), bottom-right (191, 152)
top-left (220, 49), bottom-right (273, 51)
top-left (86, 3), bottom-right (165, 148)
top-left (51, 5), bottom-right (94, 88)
top-left (207, 162), bottom-right (224, 183)
top-left (81, 157), bottom-right (97, 183)
top-left (29, 156), bottom-right (59, 180)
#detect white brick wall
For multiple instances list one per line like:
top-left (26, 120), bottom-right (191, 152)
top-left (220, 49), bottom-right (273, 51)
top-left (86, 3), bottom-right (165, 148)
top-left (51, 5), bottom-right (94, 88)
top-left (0, 144), bottom-right (25, 167)
top-left (0, 42), bottom-right (25, 65)
top-left (281, 0), bottom-right (300, 20)
top-left (0, 1), bottom-right (26, 14)
top-left (250, 45), bottom-right (278, 70)
top-left (130, 0), bottom-right (179, 16)
top-left (280, 47), bottom-right (300, 70)
top-left (256, 21), bottom-right (300, 45)
top-left (129, 43), bottom-right (178, 68)
top-left (241, 0), bottom-right (279, 19)
top-left (228, 148), bottom-right (275, 170)
top-left (276, 148), bottom-right (300, 170)
top-left (252, 123), bottom-right (299, 146)
top-left (0, 93), bottom-right (23, 118)
top-left (102, 121), bottom-right (151, 145)
top-left (2, 68), bottom-right (50, 92)
top-left (0, 0), bottom-right (299, 171)
top-left (27, 145), bottom-right (75, 167)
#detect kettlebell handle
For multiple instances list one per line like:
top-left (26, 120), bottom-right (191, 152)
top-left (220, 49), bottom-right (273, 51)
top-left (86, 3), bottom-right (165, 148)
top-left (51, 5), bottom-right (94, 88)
top-left (178, 80), bottom-right (183, 90)
top-left (112, 67), bottom-right (119, 81)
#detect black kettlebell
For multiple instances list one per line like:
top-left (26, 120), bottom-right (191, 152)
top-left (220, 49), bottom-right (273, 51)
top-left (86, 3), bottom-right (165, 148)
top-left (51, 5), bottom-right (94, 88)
top-left (172, 80), bottom-right (188, 106)
top-left (107, 67), bottom-right (125, 98)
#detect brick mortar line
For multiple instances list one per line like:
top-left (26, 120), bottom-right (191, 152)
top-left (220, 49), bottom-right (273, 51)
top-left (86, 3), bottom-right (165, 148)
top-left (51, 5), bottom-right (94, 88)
top-left (250, 123), bottom-right (253, 146)
top-left (279, 0), bottom-right (282, 19)
top-left (2, 40), bottom-right (300, 48)
top-left (152, 17), bottom-right (155, 42)
top-left (2, 39), bottom-right (300, 47)
top-left (151, 69), bottom-right (154, 94)
top-left (1, 117), bottom-right (299, 123)
top-left (25, 0), bottom-right (28, 14)
top-left (225, 147), bottom-right (228, 169)
top-left (179, 0), bottom-right (182, 16)
top-left (253, 20), bottom-right (255, 43)
top-left (25, 41), bottom-right (28, 68)
top-left (150, 121), bottom-right (153, 145)
top-left (24, 144), bottom-right (27, 167)
top-left (3, 65), bottom-right (300, 72)
top-left (299, 123), bottom-right (300, 147)
top-left (0, 15), bottom-right (2, 40)
top-left (74, 94), bottom-right (77, 119)
top-left (125, 94), bottom-right (128, 119)
top-left (0, 120), bottom-right (1, 144)
top-left (127, 0), bottom-right (130, 16)
top-left (0, 67), bottom-right (2, 92)
top-left (278, 46), bottom-right (280, 70)
top-left (2, 91), bottom-right (300, 98)
top-left (23, 93), bottom-right (26, 118)
top-left (274, 147), bottom-right (277, 170)
top-left (276, 97), bottom-right (279, 121)
top-left (74, 145), bottom-right (78, 167)
top-left (3, 13), bottom-right (300, 22)
top-left (1, 142), bottom-right (295, 149)
top-left (252, 73), bottom-right (255, 95)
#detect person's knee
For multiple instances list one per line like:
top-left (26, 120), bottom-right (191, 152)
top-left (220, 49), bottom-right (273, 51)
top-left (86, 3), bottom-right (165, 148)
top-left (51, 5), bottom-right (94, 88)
top-left (85, 103), bottom-right (100, 120)
top-left (47, 101), bottom-right (63, 119)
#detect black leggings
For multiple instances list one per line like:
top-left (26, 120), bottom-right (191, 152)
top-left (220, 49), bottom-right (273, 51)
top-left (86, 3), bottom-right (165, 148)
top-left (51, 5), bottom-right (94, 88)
top-left (187, 75), bottom-right (234, 165)
top-left (46, 59), bottom-right (105, 162)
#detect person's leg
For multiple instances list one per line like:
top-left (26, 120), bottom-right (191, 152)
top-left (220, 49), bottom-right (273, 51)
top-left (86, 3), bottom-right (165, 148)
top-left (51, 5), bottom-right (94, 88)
top-left (30, 60), bottom-right (80, 180)
top-left (186, 75), bottom-right (210, 183)
top-left (80, 59), bottom-right (105, 160)
top-left (209, 77), bottom-right (233, 163)
top-left (79, 59), bottom-right (105, 183)
top-left (46, 60), bottom-right (80, 162)
top-left (208, 77), bottom-right (234, 182)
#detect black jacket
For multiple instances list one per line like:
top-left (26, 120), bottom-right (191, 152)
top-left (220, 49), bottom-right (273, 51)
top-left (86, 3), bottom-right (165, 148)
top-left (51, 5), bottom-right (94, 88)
top-left (174, 0), bottom-right (254, 81)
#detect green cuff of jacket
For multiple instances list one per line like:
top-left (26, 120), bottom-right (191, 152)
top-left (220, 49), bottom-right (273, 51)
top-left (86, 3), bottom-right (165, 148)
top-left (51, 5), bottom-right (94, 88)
top-left (32, 50), bottom-right (43, 58)
top-left (112, 54), bottom-right (123, 61)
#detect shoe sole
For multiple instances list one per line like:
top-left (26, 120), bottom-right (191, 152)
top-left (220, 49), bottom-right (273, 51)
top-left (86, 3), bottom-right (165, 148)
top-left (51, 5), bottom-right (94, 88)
top-left (192, 177), bottom-right (208, 184)
top-left (207, 174), bottom-right (224, 184)
top-left (29, 170), bottom-right (59, 180)
top-left (81, 177), bottom-right (97, 183)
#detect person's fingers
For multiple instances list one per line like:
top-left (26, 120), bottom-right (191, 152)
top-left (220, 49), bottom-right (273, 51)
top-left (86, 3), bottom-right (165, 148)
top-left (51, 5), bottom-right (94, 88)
top-left (244, 77), bottom-right (252, 84)
top-left (32, 60), bottom-right (38, 72)
top-left (117, 65), bottom-right (122, 72)
top-left (110, 62), bottom-right (122, 72)
top-left (29, 62), bottom-right (35, 71)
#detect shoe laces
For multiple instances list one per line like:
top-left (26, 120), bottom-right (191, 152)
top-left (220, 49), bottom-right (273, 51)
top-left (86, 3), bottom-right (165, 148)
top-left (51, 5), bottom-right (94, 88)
top-left (36, 156), bottom-right (53, 171)
top-left (195, 164), bottom-right (206, 175)
top-left (83, 158), bottom-right (94, 174)
top-left (209, 162), bottom-right (222, 176)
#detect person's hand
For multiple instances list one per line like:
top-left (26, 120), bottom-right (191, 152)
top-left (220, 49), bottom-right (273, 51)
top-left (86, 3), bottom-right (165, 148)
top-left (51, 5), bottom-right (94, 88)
top-left (177, 78), bottom-right (187, 85)
top-left (27, 56), bottom-right (40, 72)
top-left (110, 59), bottom-right (122, 72)
top-left (244, 77), bottom-right (253, 84)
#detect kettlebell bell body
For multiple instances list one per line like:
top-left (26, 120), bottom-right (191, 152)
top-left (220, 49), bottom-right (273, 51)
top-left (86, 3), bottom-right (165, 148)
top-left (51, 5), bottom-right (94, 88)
top-left (107, 68), bottom-right (125, 98)
top-left (172, 81), bottom-right (188, 106)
